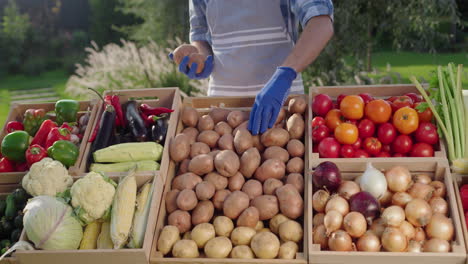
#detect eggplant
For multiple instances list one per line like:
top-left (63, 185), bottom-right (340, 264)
top-left (125, 100), bottom-right (147, 141)
top-left (151, 114), bottom-right (169, 144)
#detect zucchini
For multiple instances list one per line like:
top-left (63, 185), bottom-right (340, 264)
top-left (4, 195), bottom-right (16, 220)
top-left (91, 160), bottom-right (160, 173)
top-left (93, 142), bottom-right (163, 163)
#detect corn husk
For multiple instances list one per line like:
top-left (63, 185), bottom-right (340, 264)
top-left (97, 221), bottom-right (113, 249)
top-left (127, 181), bottom-right (154, 248)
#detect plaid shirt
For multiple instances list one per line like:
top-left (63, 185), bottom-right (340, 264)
top-left (189, 0), bottom-right (334, 44)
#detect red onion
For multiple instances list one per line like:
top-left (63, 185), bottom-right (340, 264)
top-left (313, 161), bottom-right (342, 191)
top-left (349, 191), bottom-right (381, 225)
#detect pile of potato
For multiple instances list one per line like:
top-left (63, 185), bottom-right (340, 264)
top-left (157, 96), bottom-right (307, 259)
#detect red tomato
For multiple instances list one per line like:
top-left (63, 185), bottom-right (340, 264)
top-left (392, 134), bottom-right (413, 154)
top-left (391, 96), bottom-right (414, 111)
top-left (337, 94), bottom-right (347, 106)
top-left (312, 94), bottom-right (333, 116)
top-left (414, 102), bottom-right (434, 123)
top-left (312, 125), bottom-right (330, 143)
top-left (312, 116), bottom-right (325, 127)
top-left (358, 119), bottom-right (375, 139)
top-left (377, 123), bottom-right (397, 145)
top-left (318, 137), bottom-right (341, 158)
top-left (359, 93), bottom-right (374, 104)
top-left (393, 153), bottom-right (406, 157)
top-left (313, 145), bottom-right (319, 153)
top-left (410, 143), bottom-right (434, 157)
top-left (393, 107), bottom-right (419, 135)
top-left (335, 123), bottom-right (359, 145)
top-left (340, 95), bottom-right (364, 120)
top-left (365, 100), bottom-right (392, 124)
top-left (415, 122), bottom-right (439, 145)
top-left (345, 119), bottom-right (358, 126)
top-left (376, 152), bottom-right (391, 157)
top-left (364, 137), bottom-right (382, 156)
top-left (354, 149), bottom-right (369, 158)
top-left (341, 145), bottom-right (355, 158)
top-left (351, 138), bottom-right (362, 149)
top-left (405, 93), bottom-right (422, 103)
top-left (325, 109), bottom-right (344, 131)
top-left (382, 144), bottom-right (392, 153)
top-left (387, 96), bottom-right (398, 102)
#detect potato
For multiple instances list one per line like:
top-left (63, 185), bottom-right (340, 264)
top-left (261, 128), bottom-right (290, 147)
top-left (168, 210), bottom-right (192, 233)
top-left (288, 96), bottom-right (307, 114)
top-left (252, 135), bottom-right (265, 152)
top-left (251, 195), bottom-right (279, 220)
top-left (183, 232), bottom-right (191, 240)
top-left (223, 191), bottom-right (250, 219)
top-left (157, 225), bottom-right (180, 255)
top-left (231, 227), bottom-right (257, 245)
top-left (228, 172), bottom-right (245, 191)
top-left (233, 121), bottom-right (249, 136)
top-left (195, 181), bottom-right (215, 200)
top-left (234, 129), bottom-right (253, 154)
top-left (258, 228), bottom-right (271, 233)
top-left (218, 133), bottom-right (234, 150)
top-left (209, 107), bottom-right (231, 123)
top-left (242, 179), bottom-right (263, 200)
top-left (192, 200), bottom-right (214, 226)
top-left (214, 150), bottom-right (240, 177)
top-left (275, 108), bottom-right (287, 124)
top-left (188, 53), bottom-right (205, 74)
top-left (287, 157), bottom-right (304, 174)
top-left (173, 44), bottom-right (198, 64)
top-left (182, 127), bottom-right (199, 145)
top-left (227, 110), bottom-right (246, 128)
top-left (214, 216), bottom-right (234, 236)
top-left (172, 173), bottom-right (202, 190)
top-left (269, 214), bottom-right (290, 234)
top-left (276, 184), bottom-right (303, 219)
top-left (191, 223), bottom-right (215, 248)
top-left (255, 220), bottom-right (264, 231)
top-left (178, 159), bottom-right (190, 175)
top-left (279, 220), bottom-right (303, 242)
top-left (240, 147), bottom-right (261, 178)
top-left (254, 159), bottom-right (286, 182)
top-left (250, 231), bottom-right (280, 259)
top-left (263, 178), bottom-right (284, 195)
top-left (231, 245), bottom-right (255, 259)
top-left (215, 121), bottom-right (233, 136)
top-left (172, 239), bottom-right (199, 258)
top-left (204, 236), bottom-right (232, 258)
top-left (197, 130), bottom-right (220, 148)
top-left (237, 206), bottom-right (260, 228)
top-left (279, 241), bottom-right (298, 259)
top-left (188, 154), bottom-right (214, 175)
top-left (166, 189), bottom-right (180, 213)
top-left (197, 114), bottom-right (214, 131)
top-left (275, 121), bottom-right (285, 129)
top-left (286, 173), bottom-right (304, 193)
top-left (190, 142), bottom-right (210, 158)
top-left (181, 106), bottom-right (199, 128)
top-left (204, 172), bottom-right (228, 190)
top-left (286, 114), bottom-right (305, 139)
top-left (170, 134), bottom-right (190, 162)
top-left (176, 189), bottom-right (198, 211)
top-left (263, 146), bottom-right (289, 163)
top-left (208, 150), bottom-right (220, 158)
top-left (287, 139), bottom-right (305, 158)
top-left (212, 189), bottom-right (231, 210)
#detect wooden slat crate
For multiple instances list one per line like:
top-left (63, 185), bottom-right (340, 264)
top-left (308, 160), bottom-right (466, 264)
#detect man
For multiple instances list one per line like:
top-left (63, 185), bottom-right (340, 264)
top-left (172, 0), bottom-right (334, 134)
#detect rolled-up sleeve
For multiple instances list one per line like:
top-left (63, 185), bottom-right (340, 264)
top-left (189, 0), bottom-right (209, 43)
top-left (292, 0), bottom-right (334, 27)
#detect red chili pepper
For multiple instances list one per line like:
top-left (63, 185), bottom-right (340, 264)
top-left (104, 95), bottom-right (121, 127)
top-left (25, 144), bottom-right (48, 167)
top-left (45, 127), bottom-right (71, 149)
top-left (15, 162), bottom-right (29, 172)
top-left (111, 95), bottom-right (125, 128)
top-left (139, 111), bottom-right (151, 127)
top-left (31, 120), bottom-right (57, 147)
top-left (60, 122), bottom-right (73, 132)
top-left (140, 104), bottom-right (174, 116)
top-left (0, 157), bottom-right (15, 173)
top-left (147, 115), bottom-right (158, 125)
top-left (88, 123), bottom-right (100, 143)
top-left (461, 184), bottom-right (468, 211)
top-left (5, 121), bottom-right (24, 133)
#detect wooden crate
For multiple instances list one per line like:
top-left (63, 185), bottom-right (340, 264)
top-left (452, 173), bottom-right (468, 264)
top-left (308, 84), bottom-right (448, 171)
top-left (149, 95), bottom-right (310, 264)
top-left (78, 88), bottom-right (181, 182)
top-left (0, 185), bottom-right (24, 264)
top-left (308, 160), bottom-right (466, 264)
top-left (0, 101), bottom-right (98, 183)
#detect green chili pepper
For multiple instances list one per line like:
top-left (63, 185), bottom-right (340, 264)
top-left (55, 99), bottom-right (79, 125)
top-left (47, 140), bottom-right (79, 168)
top-left (0, 131), bottom-right (30, 162)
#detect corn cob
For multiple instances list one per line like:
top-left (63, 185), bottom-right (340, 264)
top-left (97, 221), bottom-right (113, 249)
top-left (127, 181), bottom-right (153, 248)
top-left (79, 221), bottom-right (102, 249)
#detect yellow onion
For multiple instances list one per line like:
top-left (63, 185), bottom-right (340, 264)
top-left (381, 206), bottom-right (405, 227)
top-left (313, 224), bottom-right (328, 249)
top-left (405, 198), bottom-right (432, 227)
top-left (328, 230), bottom-right (353, 251)
top-left (407, 240), bottom-right (423, 252)
top-left (429, 197), bottom-right (448, 215)
top-left (343, 212), bottom-right (367, 238)
top-left (392, 192), bottom-right (413, 207)
top-left (324, 210), bottom-right (343, 235)
top-left (425, 214), bottom-right (454, 241)
top-left (413, 174), bottom-right (432, 185)
top-left (414, 227), bottom-right (426, 242)
top-left (381, 227), bottom-right (407, 252)
top-left (338, 181), bottom-right (361, 200)
top-left (313, 213), bottom-right (325, 227)
top-left (423, 238), bottom-right (451, 252)
top-left (408, 183), bottom-right (434, 201)
top-left (430, 181), bottom-right (446, 198)
top-left (399, 220), bottom-right (416, 240)
top-left (356, 231), bottom-right (381, 252)
top-left (312, 190), bottom-right (330, 213)
top-left (325, 195), bottom-right (349, 216)
top-left (378, 190), bottom-right (393, 207)
top-left (385, 166), bottom-right (412, 192)
top-left (370, 218), bottom-right (386, 238)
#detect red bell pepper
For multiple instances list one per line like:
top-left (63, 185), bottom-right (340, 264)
top-left (60, 122), bottom-right (73, 132)
top-left (15, 162), bottom-right (28, 172)
top-left (31, 120), bottom-right (57, 147)
top-left (0, 157), bottom-right (14, 173)
top-left (460, 184), bottom-right (468, 211)
top-left (111, 95), bottom-right (125, 127)
top-left (25, 144), bottom-right (47, 167)
top-left (5, 121), bottom-right (24, 133)
top-left (45, 127), bottom-right (71, 149)
top-left (139, 104), bottom-right (174, 116)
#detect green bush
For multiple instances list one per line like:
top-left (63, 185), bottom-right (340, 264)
top-left (21, 56), bottom-right (47, 76)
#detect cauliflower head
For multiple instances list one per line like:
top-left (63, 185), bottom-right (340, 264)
top-left (22, 158), bottom-right (74, 197)
top-left (70, 172), bottom-right (116, 223)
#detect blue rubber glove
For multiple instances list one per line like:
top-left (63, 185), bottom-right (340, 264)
top-left (169, 53), bottom-right (214, 80)
top-left (248, 67), bottom-right (297, 135)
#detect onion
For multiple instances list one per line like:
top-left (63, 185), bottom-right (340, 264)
top-left (313, 161), bottom-right (342, 191)
top-left (385, 166), bottom-right (412, 192)
top-left (413, 174), bottom-right (432, 185)
top-left (379, 190), bottom-right (393, 207)
top-left (370, 218), bottom-right (386, 238)
top-left (349, 191), bottom-right (381, 225)
top-left (313, 213), bottom-right (325, 227)
top-left (325, 195), bottom-right (349, 216)
top-left (343, 212), bottom-right (367, 238)
top-left (381, 227), bottom-right (408, 252)
top-left (429, 197), bottom-right (448, 215)
top-left (391, 192), bottom-right (413, 207)
top-left (423, 238), bottom-right (451, 252)
top-left (430, 181), bottom-right (446, 198)
top-left (313, 224), bottom-right (328, 249)
top-left (405, 198), bottom-right (432, 227)
top-left (407, 240), bottom-right (423, 252)
top-left (381, 206), bottom-right (405, 227)
top-left (328, 230), bottom-right (353, 251)
top-left (356, 231), bottom-right (381, 252)
top-left (408, 182), bottom-right (434, 201)
top-left (324, 210), bottom-right (343, 235)
top-left (425, 213), bottom-right (454, 241)
top-left (360, 163), bottom-right (387, 199)
top-left (338, 181), bottom-right (361, 200)
top-left (414, 227), bottom-right (426, 242)
top-left (312, 190), bottom-right (330, 213)
top-left (399, 220), bottom-right (416, 240)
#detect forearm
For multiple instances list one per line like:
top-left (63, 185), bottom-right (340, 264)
top-left (192, 40), bottom-right (213, 57)
top-left (281, 15), bottom-right (334, 73)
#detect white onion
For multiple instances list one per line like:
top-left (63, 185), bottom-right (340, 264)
top-left (338, 181), bottom-right (361, 200)
top-left (425, 213), bottom-right (454, 241)
top-left (313, 213), bottom-right (325, 227)
top-left (324, 210), bottom-right (343, 235)
top-left (392, 192), bottom-right (413, 207)
top-left (405, 198), bottom-right (432, 227)
top-left (381, 206), bottom-right (405, 227)
top-left (381, 227), bottom-right (408, 252)
top-left (423, 238), bottom-right (451, 252)
top-left (325, 195), bottom-right (349, 216)
top-left (343, 212), bottom-right (367, 238)
top-left (407, 240), bottom-right (423, 252)
top-left (313, 224), bottom-right (328, 249)
top-left (312, 190), bottom-right (330, 213)
top-left (430, 181), bottom-right (446, 198)
top-left (370, 218), bottom-right (386, 238)
top-left (328, 230), bottom-right (353, 251)
top-left (399, 220), bottom-right (416, 240)
top-left (360, 163), bottom-right (387, 199)
top-left (385, 166), bottom-right (412, 192)
top-left (408, 182), bottom-right (434, 201)
top-left (356, 231), bottom-right (381, 252)
top-left (429, 197), bottom-right (448, 215)
top-left (413, 174), bottom-right (432, 185)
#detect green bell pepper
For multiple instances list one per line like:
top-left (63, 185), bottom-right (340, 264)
top-left (47, 140), bottom-right (79, 168)
top-left (1, 131), bottom-right (30, 162)
top-left (55, 99), bottom-right (79, 125)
